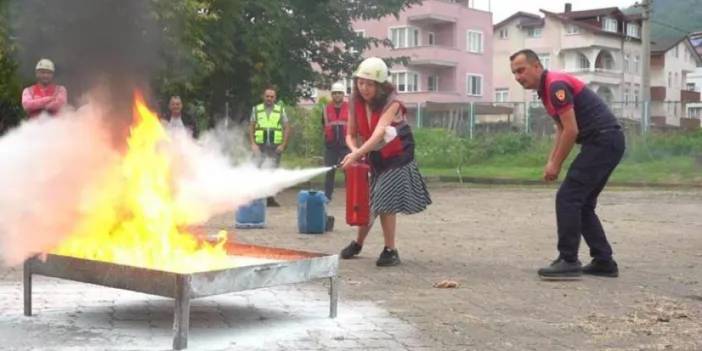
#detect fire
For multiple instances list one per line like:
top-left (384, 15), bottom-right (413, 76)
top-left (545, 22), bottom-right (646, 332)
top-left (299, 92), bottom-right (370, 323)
top-left (53, 92), bottom-right (233, 273)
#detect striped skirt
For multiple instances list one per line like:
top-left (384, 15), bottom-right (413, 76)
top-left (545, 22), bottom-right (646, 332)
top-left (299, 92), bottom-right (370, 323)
top-left (370, 160), bottom-right (432, 215)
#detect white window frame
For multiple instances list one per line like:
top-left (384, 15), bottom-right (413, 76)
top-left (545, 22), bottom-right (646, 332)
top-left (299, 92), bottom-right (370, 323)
top-left (623, 53), bottom-right (630, 73)
top-left (498, 28), bottom-right (508, 39)
top-left (427, 74), bottom-right (439, 92)
top-left (428, 32), bottom-right (435, 46)
top-left (634, 55), bottom-right (640, 73)
top-left (466, 74), bottom-right (483, 96)
top-left (390, 70), bottom-right (420, 93)
top-left (495, 88), bottom-right (509, 102)
top-left (349, 29), bottom-right (365, 54)
top-left (466, 30), bottom-right (484, 53)
top-left (566, 24), bottom-right (580, 35)
top-left (527, 27), bottom-right (543, 38)
top-left (626, 23), bottom-right (640, 38)
top-left (602, 17), bottom-right (618, 33)
top-left (389, 26), bottom-right (420, 49)
top-left (538, 53), bottom-right (551, 70)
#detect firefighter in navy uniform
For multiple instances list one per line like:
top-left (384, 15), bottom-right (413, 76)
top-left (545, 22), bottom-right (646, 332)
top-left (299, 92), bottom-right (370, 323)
top-left (510, 49), bottom-right (625, 280)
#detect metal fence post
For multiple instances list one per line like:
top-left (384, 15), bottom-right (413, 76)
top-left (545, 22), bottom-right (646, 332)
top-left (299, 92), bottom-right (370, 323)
top-left (468, 102), bottom-right (475, 140)
top-left (416, 102), bottom-right (422, 129)
top-left (524, 102), bottom-right (530, 135)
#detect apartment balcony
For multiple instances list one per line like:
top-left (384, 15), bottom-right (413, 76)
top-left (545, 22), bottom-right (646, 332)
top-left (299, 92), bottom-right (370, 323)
top-left (651, 86), bottom-right (666, 101)
top-left (406, 0), bottom-right (463, 24)
top-left (680, 89), bottom-right (701, 103)
top-left (394, 45), bottom-right (459, 67)
top-left (564, 68), bottom-right (622, 86)
top-left (559, 35), bottom-right (623, 51)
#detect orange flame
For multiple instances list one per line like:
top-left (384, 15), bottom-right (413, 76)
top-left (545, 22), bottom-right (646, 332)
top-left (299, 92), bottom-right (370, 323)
top-left (53, 92), bottom-right (233, 273)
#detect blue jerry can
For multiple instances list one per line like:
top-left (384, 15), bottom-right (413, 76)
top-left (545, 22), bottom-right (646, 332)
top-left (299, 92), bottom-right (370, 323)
top-left (235, 198), bottom-right (266, 229)
top-left (297, 190), bottom-right (327, 234)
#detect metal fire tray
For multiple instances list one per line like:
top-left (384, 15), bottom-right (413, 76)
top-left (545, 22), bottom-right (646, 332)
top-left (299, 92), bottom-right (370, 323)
top-left (23, 242), bottom-right (339, 350)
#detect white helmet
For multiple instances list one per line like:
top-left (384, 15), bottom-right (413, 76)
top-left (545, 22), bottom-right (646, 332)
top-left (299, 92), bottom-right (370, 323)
top-left (330, 82), bottom-right (346, 93)
top-left (353, 57), bottom-right (389, 83)
top-left (35, 58), bottom-right (55, 72)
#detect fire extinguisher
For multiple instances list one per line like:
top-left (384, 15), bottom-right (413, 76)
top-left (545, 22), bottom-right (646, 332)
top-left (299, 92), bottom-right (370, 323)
top-left (345, 161), bottom-right (370, 226)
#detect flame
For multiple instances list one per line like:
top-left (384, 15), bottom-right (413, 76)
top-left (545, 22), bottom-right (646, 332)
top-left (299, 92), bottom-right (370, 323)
top-left (53, 92), bottom-right (233, 273)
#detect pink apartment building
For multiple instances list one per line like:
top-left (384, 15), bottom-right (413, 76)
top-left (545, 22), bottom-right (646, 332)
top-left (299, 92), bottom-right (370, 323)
top-left (350, 0), bottom-right (493, 122)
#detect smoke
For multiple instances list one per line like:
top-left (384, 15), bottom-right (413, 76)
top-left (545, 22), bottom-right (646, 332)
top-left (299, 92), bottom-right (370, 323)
top-left (11, 0), bottom-right (170, 147)
top-left (0, 97), bottom-right (330, 266)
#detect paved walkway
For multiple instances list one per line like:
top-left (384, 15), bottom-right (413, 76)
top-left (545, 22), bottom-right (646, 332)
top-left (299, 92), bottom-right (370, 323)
top-left (1, 186), bottom-right (701, 350)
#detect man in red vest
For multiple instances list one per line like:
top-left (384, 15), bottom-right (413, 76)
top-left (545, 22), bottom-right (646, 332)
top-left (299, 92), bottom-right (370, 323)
top-left (21, 58), bottom-right (67, 118)
top-left (322, 82), bottom-right (350, 201)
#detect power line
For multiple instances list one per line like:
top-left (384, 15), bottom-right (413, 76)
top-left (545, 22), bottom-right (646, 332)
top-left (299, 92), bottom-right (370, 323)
top-left (650, 19), bottom-right (695, 35)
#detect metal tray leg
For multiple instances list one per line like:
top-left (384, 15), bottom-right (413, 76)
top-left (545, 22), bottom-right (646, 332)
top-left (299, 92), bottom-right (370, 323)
top-left (329, 276), bottom-right (338, 318)
top-left (173, 275), bottom-right (192, 350)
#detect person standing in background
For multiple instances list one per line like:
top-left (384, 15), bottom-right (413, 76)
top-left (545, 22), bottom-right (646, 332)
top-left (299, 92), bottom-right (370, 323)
top-left (21, 58), bottom-right (67, 118)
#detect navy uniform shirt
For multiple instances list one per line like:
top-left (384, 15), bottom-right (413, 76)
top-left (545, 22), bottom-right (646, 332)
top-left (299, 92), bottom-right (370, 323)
top-left (537, 70), bottom-right (619, 143)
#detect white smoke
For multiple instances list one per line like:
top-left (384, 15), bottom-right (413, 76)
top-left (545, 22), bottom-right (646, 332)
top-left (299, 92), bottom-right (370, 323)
top-left (0, 99), bottom-right (329, 266)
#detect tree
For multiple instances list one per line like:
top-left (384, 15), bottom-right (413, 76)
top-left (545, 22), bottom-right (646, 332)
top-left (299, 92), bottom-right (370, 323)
top-left (151, 0), bottom-right (420, 124)
top-left (0, 0), bottom-right (24, 134)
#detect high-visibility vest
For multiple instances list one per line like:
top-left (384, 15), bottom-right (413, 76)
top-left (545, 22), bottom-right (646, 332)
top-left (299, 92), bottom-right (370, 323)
top-left (324, 102), bottom-right (349, 144)
top-left (254, 103), bottom-right (284, 145)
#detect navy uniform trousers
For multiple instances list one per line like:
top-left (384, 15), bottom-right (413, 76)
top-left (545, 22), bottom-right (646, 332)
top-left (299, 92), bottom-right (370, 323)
top-left (556, 129), bottom-right (625, 262)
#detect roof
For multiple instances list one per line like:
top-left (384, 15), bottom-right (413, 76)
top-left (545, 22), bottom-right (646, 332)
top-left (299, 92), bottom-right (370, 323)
top-left (650, 34), bottom-right (702, 64)
top-left (493, 11), bottom-right (541, 29)
top-left (540, 9), bottom-right (634, 40)
top-left (651, 35), bottom-right (687, 53)
top-left (561, 7), bottom-right (623, 20)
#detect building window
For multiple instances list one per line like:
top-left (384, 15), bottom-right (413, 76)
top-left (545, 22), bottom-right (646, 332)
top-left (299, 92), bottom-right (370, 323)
top-left (345, 77), bottom-right (354, 95)
top-left (624, 54), bottom-right (630, 73)
top-left (466, 74), bottom-right (483, 96)
top-left (624, 85), bottom-right (630, 104)
top-left (427, 74), bottom-right (439, 92)
top-left (428, 32), bottom-right (435, 46)
top-left (674, 45), bottom-right (679, 58)
top-left (668, 72), bottom-right (672, 88)
top-left (634, 55), bottom-right (640, 73)
top-left (634, 85), bottom-right (640, 106)
top-left (498, 28), bottom-right (508, 39)
top-left (626, 23), bottom-right (640, 38)
top-left (687, 82), bottom-right (696, 91)
top-left (495, 88), bottom-right (509, 102)
top-left (602, 17), bottom-right (618, 32)
top-left (349, 29), bottom-right (365, 54)
top-left (566, 24), bottom-right (580, 35)
top-left (538, 53), bottom-right (551, 70)
top-left (390, 26), bottom-right (419, 49)
top-left (674, 72), bottom-right (679, 88)
top-left (578, 53), bottom-right (590, 70)
top-left (466, 30), bottom-right (483, 53)
top-left (391, 71), bottom-right (419, 93)
top-left (527, 27), bottom-right (542, 38)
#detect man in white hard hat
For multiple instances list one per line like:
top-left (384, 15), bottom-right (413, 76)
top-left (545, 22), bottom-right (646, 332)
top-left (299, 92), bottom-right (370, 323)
top-left (21, 58), bottom-right (67, 118)
top-left (322, 81), bottom-right (351, 202)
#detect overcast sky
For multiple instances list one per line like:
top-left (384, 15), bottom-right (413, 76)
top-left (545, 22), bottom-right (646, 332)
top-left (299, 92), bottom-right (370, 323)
top-left (478, 0), bottom-right (640, 23)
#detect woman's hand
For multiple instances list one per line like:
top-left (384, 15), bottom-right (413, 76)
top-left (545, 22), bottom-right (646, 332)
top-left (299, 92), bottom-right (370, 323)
top-left (340, 150), bottom-right (362, 170)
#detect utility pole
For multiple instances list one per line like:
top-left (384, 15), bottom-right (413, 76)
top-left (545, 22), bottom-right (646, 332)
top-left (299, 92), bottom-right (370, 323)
top-left (640, 0), bottom-right (652, 132)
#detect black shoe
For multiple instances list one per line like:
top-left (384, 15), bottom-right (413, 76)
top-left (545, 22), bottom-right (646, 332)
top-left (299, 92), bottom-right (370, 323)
top-left (325, 216), bottom-right (335, 232)
top-left (340, 241), bottom-right (362, 259)
top-left (538, 258), bottom-right (582, 280)
top-left (583, 258), bottom-right (619, 277)
top-left (266, 197), bottom-right (280, 207)
top-left (376, 247), bottom-right (401, 267)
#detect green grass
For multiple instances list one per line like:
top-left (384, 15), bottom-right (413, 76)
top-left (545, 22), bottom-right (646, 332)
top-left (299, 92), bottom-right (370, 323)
top-left (280, 129), bottom-right (702, 187)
